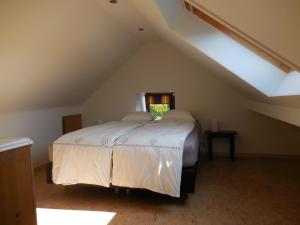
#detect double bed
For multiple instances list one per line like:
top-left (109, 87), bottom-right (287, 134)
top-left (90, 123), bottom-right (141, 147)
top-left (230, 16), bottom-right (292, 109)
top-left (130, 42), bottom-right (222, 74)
top-left (47, 110), bottom-right (201, 197)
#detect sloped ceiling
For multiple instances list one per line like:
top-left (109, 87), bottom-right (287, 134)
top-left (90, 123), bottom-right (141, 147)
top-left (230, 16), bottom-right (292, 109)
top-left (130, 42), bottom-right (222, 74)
top-left (1, 0), bottom-right (300, 114)
top-left (131, 0), bottom-right (300, 107)
top-left (130, 0), bottom-right (300, 126)
top-left (130, 0), bottom-right (263, 100)
top-left (0, 0), bottom-right (158, 112)
top-left (131, 0), bottom-right (275, 100)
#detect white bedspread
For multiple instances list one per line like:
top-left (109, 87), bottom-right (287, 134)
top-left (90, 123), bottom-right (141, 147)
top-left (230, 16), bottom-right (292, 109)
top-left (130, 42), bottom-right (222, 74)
top-left (112, 120), bottom-right (194, 197)
top-left (52, 121), bottom-right (143, 187)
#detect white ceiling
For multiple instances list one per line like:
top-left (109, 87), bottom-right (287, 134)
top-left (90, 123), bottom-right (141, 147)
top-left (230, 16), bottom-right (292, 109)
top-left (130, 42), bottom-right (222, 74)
top-left (0, 0), bottom-right (158, 112)
top-left (1, 0), bottom-right (300, 113)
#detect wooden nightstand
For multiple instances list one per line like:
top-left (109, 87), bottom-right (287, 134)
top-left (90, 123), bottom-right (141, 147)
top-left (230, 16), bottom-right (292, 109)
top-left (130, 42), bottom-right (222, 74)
top-left (206, 131), bottom-right (237, 161)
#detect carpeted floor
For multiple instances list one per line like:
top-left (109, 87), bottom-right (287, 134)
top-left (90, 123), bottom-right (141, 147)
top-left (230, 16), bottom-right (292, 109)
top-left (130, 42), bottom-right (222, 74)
top-left (35, 157), bottom-right (300, 225)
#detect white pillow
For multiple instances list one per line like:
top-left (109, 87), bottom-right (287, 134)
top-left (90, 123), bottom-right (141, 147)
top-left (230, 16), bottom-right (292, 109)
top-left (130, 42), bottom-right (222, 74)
top-left (121, 112), bottom-right (154, 122)
top-left (162, 109), bottom-right (195, 122)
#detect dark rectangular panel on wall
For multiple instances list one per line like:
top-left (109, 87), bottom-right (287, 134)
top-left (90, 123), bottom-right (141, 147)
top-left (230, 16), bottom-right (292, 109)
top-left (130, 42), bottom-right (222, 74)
top-left (62, 114), bottom-right (82, 134)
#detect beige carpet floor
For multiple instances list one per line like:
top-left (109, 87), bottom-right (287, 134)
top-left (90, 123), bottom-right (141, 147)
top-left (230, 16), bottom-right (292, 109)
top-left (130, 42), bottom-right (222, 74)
top-left (35, 157), bottom-right (300, 225)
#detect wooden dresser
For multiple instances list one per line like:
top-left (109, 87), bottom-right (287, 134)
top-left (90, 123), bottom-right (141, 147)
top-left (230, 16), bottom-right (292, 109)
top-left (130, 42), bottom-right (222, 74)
top-left (0, 138), bottom-right (36, 225)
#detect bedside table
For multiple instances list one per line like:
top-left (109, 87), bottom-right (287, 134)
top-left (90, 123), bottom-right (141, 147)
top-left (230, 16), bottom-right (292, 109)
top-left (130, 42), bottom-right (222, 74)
top-left (206, 131), bottom-right (237, 161)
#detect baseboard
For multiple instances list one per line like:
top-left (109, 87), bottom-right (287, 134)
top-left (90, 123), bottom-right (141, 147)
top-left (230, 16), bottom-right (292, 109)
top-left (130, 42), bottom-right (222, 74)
top-left (237, 152), bottom-right (300, 159)
top-left (199, 151), bottom-right (300, 159)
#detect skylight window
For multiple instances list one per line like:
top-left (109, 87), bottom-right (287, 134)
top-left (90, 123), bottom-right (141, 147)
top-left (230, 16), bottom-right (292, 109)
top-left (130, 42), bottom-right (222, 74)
top-left (183, 0), bottom-right (292, 73)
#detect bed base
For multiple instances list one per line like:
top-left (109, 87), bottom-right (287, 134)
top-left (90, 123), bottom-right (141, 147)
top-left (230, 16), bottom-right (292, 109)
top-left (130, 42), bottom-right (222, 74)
top-left (46, 161), bottom-right (198, 195)
top-left (181, 164), bottom-right (198, 193)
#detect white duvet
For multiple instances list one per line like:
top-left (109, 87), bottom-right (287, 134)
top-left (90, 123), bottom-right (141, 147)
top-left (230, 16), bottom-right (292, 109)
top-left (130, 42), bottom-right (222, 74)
top-left (112, 120), bottom-right (195, 197)
top-left (52, 121), bottom-right (143, 187)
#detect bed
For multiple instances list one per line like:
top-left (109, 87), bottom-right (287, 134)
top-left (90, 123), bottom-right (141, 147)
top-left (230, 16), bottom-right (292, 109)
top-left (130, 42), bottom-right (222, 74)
top-left (47, 111), bottom-right (201, 197)
top-left (112, 112), bottom-right (199, 197)
top-left (52, 120), bottom-right (147, 187)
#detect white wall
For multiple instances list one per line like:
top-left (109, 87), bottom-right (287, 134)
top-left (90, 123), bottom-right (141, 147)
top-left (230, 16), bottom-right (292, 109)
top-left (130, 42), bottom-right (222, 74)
top-left (0, 106), bottom-right (80, 166)
top-left (82, 42), bottom-right (300, 156)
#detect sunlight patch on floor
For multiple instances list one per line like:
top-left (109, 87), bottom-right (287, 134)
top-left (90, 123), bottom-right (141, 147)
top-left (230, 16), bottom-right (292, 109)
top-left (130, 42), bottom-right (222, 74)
top-left (36, 208), bottom-right (116, 225)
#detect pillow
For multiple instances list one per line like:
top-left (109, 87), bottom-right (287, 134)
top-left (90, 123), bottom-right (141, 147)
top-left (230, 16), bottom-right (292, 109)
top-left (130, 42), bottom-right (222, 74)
top-left (121, 112), bottom-right (154, 122)
top-left (162, 109), bottom-right (195, 122)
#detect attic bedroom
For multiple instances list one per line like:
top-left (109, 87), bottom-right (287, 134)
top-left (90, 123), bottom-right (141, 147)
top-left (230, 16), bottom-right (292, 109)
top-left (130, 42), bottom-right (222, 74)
top-left (0, 0), bottom-right (299, 225)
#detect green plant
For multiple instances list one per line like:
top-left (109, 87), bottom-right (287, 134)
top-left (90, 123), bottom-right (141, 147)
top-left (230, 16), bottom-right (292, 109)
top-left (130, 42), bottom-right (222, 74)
top-left (149, 104), bottom-right (170, 120)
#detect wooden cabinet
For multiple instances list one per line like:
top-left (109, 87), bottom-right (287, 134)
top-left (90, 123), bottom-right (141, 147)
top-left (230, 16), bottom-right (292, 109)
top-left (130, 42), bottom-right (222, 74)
top-left (0, 144), bottom-right (36, 225)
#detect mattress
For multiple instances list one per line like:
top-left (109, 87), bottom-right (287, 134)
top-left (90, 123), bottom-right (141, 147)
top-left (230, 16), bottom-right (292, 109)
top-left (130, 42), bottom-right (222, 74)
top-left (48, 126), bottom-right (200, 168)
top-left (182, 126), bottom-right (200, 167)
